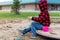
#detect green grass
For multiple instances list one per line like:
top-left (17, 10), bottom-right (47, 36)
top-left (0, 12), bottom-right (60, 18)
top-left (0, 12), bottom-right (38, 18)
top-left (50, 12), bottom-right (60, 16)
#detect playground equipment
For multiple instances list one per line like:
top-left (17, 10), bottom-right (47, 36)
top-left (37, 29), bottom-right (60, 40)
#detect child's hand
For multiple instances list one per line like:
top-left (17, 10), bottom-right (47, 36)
top-left (28, 16), bottom-right (32, 20)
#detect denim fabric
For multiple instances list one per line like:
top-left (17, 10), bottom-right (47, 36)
top-left (22, 21), bottom-right (43, 36)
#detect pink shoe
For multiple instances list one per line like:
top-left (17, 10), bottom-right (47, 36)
top-left (42, 26), bottom-right (49, 32)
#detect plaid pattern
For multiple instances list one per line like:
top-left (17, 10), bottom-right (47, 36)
top-left (32, 0), bottom-right (50, 26)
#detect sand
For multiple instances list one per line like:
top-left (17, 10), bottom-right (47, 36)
top-left (0, 19), bottom-right (60, 40)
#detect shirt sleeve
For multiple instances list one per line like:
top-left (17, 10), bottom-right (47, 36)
top-left (32, 17), bottom-right (39, 22)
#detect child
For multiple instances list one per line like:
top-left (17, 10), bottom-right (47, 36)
top-left (19, 0), bottom-right (50, 38)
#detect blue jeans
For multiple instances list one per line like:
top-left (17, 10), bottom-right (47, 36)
top-left (22, 21), bottom-right (43, 36)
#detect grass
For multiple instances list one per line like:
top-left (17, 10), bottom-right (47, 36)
top-left (0, 12), bottom-right (60, 18)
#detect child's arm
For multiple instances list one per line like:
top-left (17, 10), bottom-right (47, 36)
top-left (32, 17), bottom-right (39, 22)
top-left (28, 16), bottom-right (39, 22)
top-left (28, 15), bottom-right (43, 22)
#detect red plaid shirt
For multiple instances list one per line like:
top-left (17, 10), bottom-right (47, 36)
top-left (32, 0), bottom-right (50, 26)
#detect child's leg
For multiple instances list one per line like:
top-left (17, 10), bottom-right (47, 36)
top-left (31, 21), bottom-right (43, 30)
top-left (22, 21), bottom-right (43, 36)
top-left (22, 27), bottom-right (31, 34)
top-left (22, 22), bottom-right (36, 34)
top-left (30, 21), bottom-right (43, 36)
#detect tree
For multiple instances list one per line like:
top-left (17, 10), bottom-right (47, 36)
top-left (11, 0), bottom-right (21, 14)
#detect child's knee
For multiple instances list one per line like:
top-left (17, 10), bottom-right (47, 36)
top-left (31, 22), bottom-right (36, 25)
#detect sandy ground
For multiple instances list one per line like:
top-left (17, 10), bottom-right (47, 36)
top-left (0, 19), bottom-right (60, 40)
